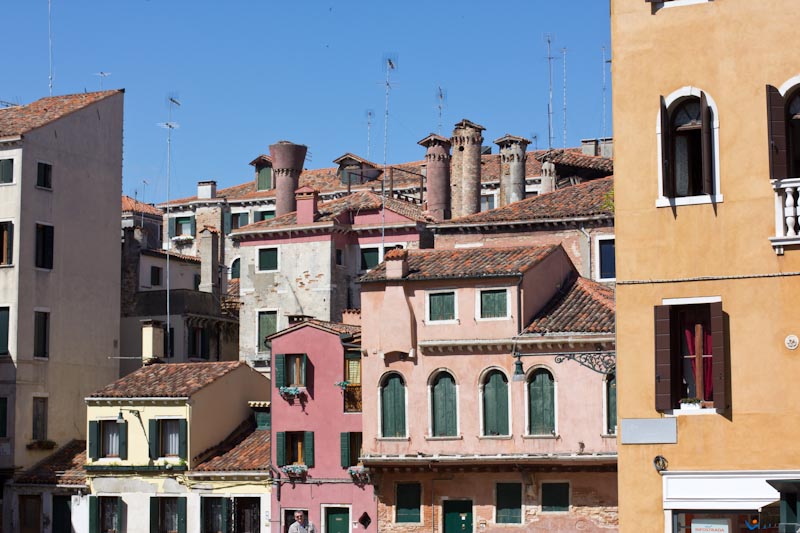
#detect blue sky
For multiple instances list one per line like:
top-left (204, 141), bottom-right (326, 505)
top-left (4, 1), bottom-right (611, 203)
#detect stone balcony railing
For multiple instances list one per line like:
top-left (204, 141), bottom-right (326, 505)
top-left (771, 177), bottom-right (800, 254)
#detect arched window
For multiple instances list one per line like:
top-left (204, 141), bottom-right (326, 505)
top-left (528, 369), bottom-right (555, 435)
top-left (660, 94), bottom-right (714, 198)
top-left (380, 373), bottom-right (406, 438)
top-left (790, 92), bottom-right (800, 176)
top-left (606, 373), bottom-right (617, 435)
top-left (482, 370), bottom-right (509, 436)
top-left (230, 258), bottom-right (240, 279)
top-left (431, 372), bottom-right (457, 437)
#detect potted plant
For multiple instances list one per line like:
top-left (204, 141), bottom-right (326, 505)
top-left (679, 397), bottom-right (703, 410)
top-left (335, 381), bottom-right (351, 390)
top-left (26, 439), bottom-right (57, 451)
top-left (281, 464), bottom-right (308, 478)
top-left (279, 386), bottom-right (302, 399)
top-left (348, 465), bottom-right (369, 483)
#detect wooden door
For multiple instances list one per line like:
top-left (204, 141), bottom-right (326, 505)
top-left (443, 500), bottom-right (472, 533)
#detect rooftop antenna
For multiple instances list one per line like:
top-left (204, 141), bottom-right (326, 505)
top-left (0, 100), bottom-right (20, 108)
top-left (366, 109), bottom-right (374, 160)
top-left (48, 0), bottom-right (54, 96)
top-left (602, 46), bottom-right (612, 139)
top-left (436, 86), bottom-right (446, 135)
top-left (141, 179), bottom-right (150, 227)
top-left (158, 95), bottom-right (180, 359)
top-left (381, 54), bottom-right (397, 251)
top-left (94, 72), bottom-right (111, 91)
top-left (545, 34), bottom-right (556, 150)
top-left (562, 48), bottom-right (567, 149)
top-left (531, 133), bottom-right (539, 151)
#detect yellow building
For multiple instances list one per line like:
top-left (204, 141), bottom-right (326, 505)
top-left (612, 0), bottom-right (800, 531)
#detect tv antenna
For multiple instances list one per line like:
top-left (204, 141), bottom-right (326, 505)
top-left (366, 110), bottom-right (374, 160)
top-left (545, 34), bottom-right (556, 150)
top-left (436, 86), bottom-right (447, 135)
top-left (531, 133), bottom-right (539, 151)
top-left (94, 72), bottom-right (111, 91)
top-left (381, 54), bottom-right (397, 251)
top-left (0, 100), bottom-right (20, 108)
top-left (48, 0), bottom-right (54, 96)
top-left (141, 179), bottom-right (150, 227)
top-left (602, 46), bottom-right (612, 139)
top-left (562, 48), bottom-right (567, 149)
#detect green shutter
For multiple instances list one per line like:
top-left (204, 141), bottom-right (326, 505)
top-left (200, 497), bottom-right (206, 533)
top-left (119, 420), bottom-right (128, 460)
top-left (257, 167), bottom-right (272, 191)
top-left (177, 498), bottom-right (187, 533)
top-left (340, 432), bottom-right (351, 468)
top-left (303, 431), bottom-right (315, 467)
top-left (396, 483), bottom-right (421, 523)
top-left (168, 218), bottom-right (176, 238)
top-left (0, 307), bottom-right (7, 355)
top-left (259, 312), bottom-right (277, 352)
top-left (276, 432), bottom-right (286, 466)
top-left (381, 374), bottom-right (405, 438)
top-left (274, 354), bottom-right (285, 387)
top-left (300, 354), bottom-right (307, 386)
top-left (432, 373), bottom-right (457, 437)
top-left (231, 259), bottom-right (240, 279)
top-left (496, 483), bottom-right (522, 523)
top-left (149, 419), bottom-right (159, 459)
top-left (480, 289), bottom-right (507, 318)
top-left (150, 498), bottom-right (159, 533)
top-left (241, 213), bottom-right (250, 226)
top-left (360, 248), bottom-right (380, 270)
top-left (189, 216), bottom-right (196, 237)
top-left (223, 212), bottom-right (232, 234)
top-left (607, 374), bottom-right (617, 434)
top-left (529, 369), bottom-right (555, 435)
top-left (484, 371), bottom-right (509, 436)
top-left (115, 497), bottom-right (123, 532)
top-left (0, 397), bottom-right (6, 438)
top-left (259, 248), bottom-right (278, 271)
top-left (88, 496), bottom-right (98, 533)
top-left (88, 421), bottom-right (100, 460)
top-left (221, 497), bottom-right (230, 533)
top-left (254, 410), bottom-right (270, 430)
top-left (429, 292), bottom-right (454, 321)
top-left (178, 419), bottom-right (188, 460)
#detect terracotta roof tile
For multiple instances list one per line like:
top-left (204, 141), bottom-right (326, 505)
top-left (194, 418), bottom-right (270, 472)
top-left (360, 245), bottom-right (560, 283)
top-left (122, 195), bottom-right (163, 216)
top-left (0, 90), bottom-right (123, 137)
top-left (270, 318), bottom-right (361, 340)
top-left (535, 149), bottom-right (614, 172)
top-left (89, 361), bottom-right (246, 398)
top-left (15, 440), bottom-right (86, 486)
top-left (524, 276), bottom-right (615, 335)
top-left (141, 248), bottom-right (201, 264)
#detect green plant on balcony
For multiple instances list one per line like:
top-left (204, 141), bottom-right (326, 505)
top-left (281, 464), bottom-right (308, 478)
top-left (279, 386), bottom-right (302, 399)
top-left (334, 381), bottom-right (351, 390)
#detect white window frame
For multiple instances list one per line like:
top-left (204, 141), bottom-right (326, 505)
top-left (0, 150), bottom-right (20, 187)
top-left (656, 0), bottom-right (712, 8)
top-left (480, 191), bottom-right (498, 212)
top-left (377, 371), bottom-right (409, 441)
top-left (256, 246), bottom-right (280, 273)
top-left (493, 482), bottom-right (524, 525)
top-left (593, 235), bottom-right (616, 282)
top-left (255, 308), bottom-right (279, 354)
top-left (0, 218), bottom-right (15, 267)
top-left (426, 369), bottom-right (460, 439)
top-left (475, 287), bottom-right (511, 321)
top-left (540, 480), bottom-right (571, 514)
top-left (478, 367), bottom-right (512, 439)
top-left (522, 365), bottom-right (559, 438)
top-left (358, 242), bottom-right (405, 272)
top-left (425, 289), bottom-right (458, 325)
top-left (656, 86), bottom-right (722, 208)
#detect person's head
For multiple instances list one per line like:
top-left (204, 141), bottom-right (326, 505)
top-left (294, 511), bottom-right (305, 524)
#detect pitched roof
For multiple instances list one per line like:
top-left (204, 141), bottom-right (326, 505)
top-left (141, 248), bottom-right (201, 264)
top-left (89, 361), bottom-right (246, 398)
top-left (269, 318), bottom-right (361, 340)
top-left (524, 276), bottom-right (615, 335)
top-left (438, 176), bottom-right (614, 227)
top-left (122, 195), bottom-right (163, 216)
top-left (15, 440), bottom-right (86, 486)
top-left (360, 245), bottom-right (560, 283)
top-left (194, 418), bottom-right (270, 472)
top-left (536, 149), bottom-right (614, 173)
top-left (0, 90), bottom-right (123, 137)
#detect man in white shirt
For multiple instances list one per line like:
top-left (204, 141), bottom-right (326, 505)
top-left (289, 511), bottom-right (316, 533)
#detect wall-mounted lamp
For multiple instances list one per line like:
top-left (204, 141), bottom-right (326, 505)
top-left (512, 353), bottom-right (526, 382)
top-left (117, 408), bottom-right (142, 425)
top-left (511, 349), bottom-right (616, 377)
top-left (653, 455), bottom-right (668, 473)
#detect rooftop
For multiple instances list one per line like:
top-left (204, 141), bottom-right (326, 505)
top-left (194, 418), bottom-right (270, 473)
top-left (122, 195), bottom-right (163, 217)
top-left (524, 275), bottom-right (615, 335)
top-left (0, 90), bottom-right (123, 137)
top-left (15, 440), bottom-right (86, 486)
top-left (89, 361), bottom-right (245, 398)
top-left (141, 248), bottom-right (200, 264)
top-left (269, 318), bottom-right (361, 341)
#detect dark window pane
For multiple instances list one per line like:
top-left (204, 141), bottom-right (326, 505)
top-left (360, 248), bottom-right (380, 271)
top-left (231, 258), bottom-right (240, 279)
top-left (497, 483), bottom-right (522, 523)
top-left (0, 159), bottom-right (13, 184)
top-left (258, 248), bottom-right (278, 271)
top-left (542, 482), bottom-right (569, 512)
top-left (35, 224), bottom-right (54, 269)
top-left (0, 307), bottom-right (9, 355)
top-left (599, 239), bottom-right (616, 279)
top-left (396, 483), bottom-right (421, 523)
top-left (151, 266), bottom-right (162, 286)
top-left (34, 311), bottom-right (49, 358)
top-left (37, 162), bottom-right (52, 189)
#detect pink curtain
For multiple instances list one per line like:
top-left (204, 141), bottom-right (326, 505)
top-left (684, 325), bottom-right (713, 401)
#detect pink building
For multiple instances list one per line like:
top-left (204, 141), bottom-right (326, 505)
top-left (268, 319), bottom-right (375, 533)
top-left (359, 246), bottom-right (617, 532)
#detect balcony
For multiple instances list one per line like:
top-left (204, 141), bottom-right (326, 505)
top-left (771, 178), bottom-right (800, 254)
top-left (344, 385), bottom-right (362, 413)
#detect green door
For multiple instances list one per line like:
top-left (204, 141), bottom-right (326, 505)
top-left (443, 500), bottom-right (472, 533)
top-left (52, 495), bottom-right (72, 533)
top-left (325, 507), bottom-right (349, 533)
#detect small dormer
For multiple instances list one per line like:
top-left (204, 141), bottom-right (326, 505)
top-left (333, 153), bottom-right (383, 185)
top-left (250, 154), bottom-right (273, 191)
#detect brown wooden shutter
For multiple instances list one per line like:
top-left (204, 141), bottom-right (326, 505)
top-left (660, 96), bottom-right (675, 197)
top-left (654, 305), bottom-right (675, 412)
top-left (701, 92), bottom-right (714, 195)
top-left (767, 85), bottom-right (788, 181)
top-left (710, 301), bottom-right (728, 411)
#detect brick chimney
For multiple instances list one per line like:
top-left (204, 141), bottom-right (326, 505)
top-left (495, 134), bottom-right (531, 207)
top-left (540, 159), bottom-right (557, 194)
top-left (269, 141), bottom-right (308, 217)
top-left (141, 319), bottom-right (165, 364)
top-left (197, 180), bottom-right (217, 199)
top-left (295, 186), bottom-right (319, 225)
top-left (418, 134), bottom-right (451, 220)
top-left (198, 227), bottom-right (220, 300)
top-left (451, 119), bottom-right (485, 217)
top-left (385, 248), bottom-right (409, 279)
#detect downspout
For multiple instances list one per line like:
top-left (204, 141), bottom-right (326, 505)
top-left (517, 274), bottom-right (523, 336)
top-left (579, 224), bottom-right (592, 279)
top-left (269, 463), bottom-right (282, 501)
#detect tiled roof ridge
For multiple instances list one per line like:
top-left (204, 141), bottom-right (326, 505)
top-left (0, 90), bottom-right (123, 137)
top-left (575, 277), bottom-right (615, 312)
top-left (194, 417), bottom-right (255, 466)
top-left (15, 439), bottom-right (87, 486)
top-left (524, 273), bottom-right (615, 335)
top-left (89, 361), bottom-right (246, 398)
top-left (122, 195), bottom-right (163, 216)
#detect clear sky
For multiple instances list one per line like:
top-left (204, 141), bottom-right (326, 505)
top-left (4, 1), bottom-right (611, 203)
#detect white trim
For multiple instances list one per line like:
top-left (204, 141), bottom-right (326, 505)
top-left (425, 289), bottom-right (458, 325)
top-left (474, 287), bottom-right (512, 321)
top-left (661, 470), bottom-right (797, 511)
top-left (256, 308), bottom-right (278, 355)
top-left (661, 296), bottom-right (721, 305)
top-left (593, 234), bottom-right (616, 282)
top-left (480, 190), bottom-right (498, 212)
top-left (655, 87), bottom-right (723, 208)
top-left (255, 245), bottom-right (280, 273)
top-left (778, 74), bottom-right (800, 96)
top-left (320, 504), bottom-right (352, 533)
top-left (658, 0), bottom-right (712, 8)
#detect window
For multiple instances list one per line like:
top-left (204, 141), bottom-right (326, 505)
top-left (161, 420), bottom-right (180, 456)
top-left (431, 372), bottom-right (457, 437)
top-left (276, 431), bottom-right (314, 467)
top-left (36, 162), bottom-right (52, 189)
top-left (528, 369), bottom-right (555, 435)
top-left (0, 397), bottom-right (7, 438)
top-left (496, 483), bottom-right (522, 524)
top-left (35, 224), bottom-right (54, 269)
top-left (257, 247), bottom-right (278, 272)
top-left (230, 258), bottom-right (240, 279)
top-left (790, 92), bottom-right (800, 177)
top-left (606, 373), bottom-right (617, 435)
top-left (101, 420), bottom-right (120, 457)
top-left (273, 353), bottom-right (307, 388)
top-left (428, 291), bottom-right (456, 322)
top-left (344, 351), bottom-right (362, 413)
top-left (232, 212), bottom-right (249, 230)
top-left (335, 249), bottom-right (343, 266)
top-left (482, 370), bottom-right (509, 436)
top-left (151, 266), bottom-right (162, 286)
top-left (0, 159), bottom-right (12, 184)
top-left (89, 419), bottom-right (128, 460)
top-left (150, 497), bottom-right (186, 533)
top-left (541, 482), bottom-right (569, 512)
top-left (258, 310), bottom-right (277, 352)
top-left (32, 397), bottom-right (47, 441)
top-left (148, 419), bottom-right (187, 460)
top-left (340, 431), bottom-right (363, 468)
top-left (188, 327), bottom-right (210, 359)
top-left (193, 274), bottom-right (201, 291)
top-left (480, 193), bottom-right (496, 212)
top-left (175, 216), bottom-right (193, 237)
top-left (253, 210), bottom-right (275, 222)
top-left (596, 237), bottom-right (616, 281)
top-left (19, 495), bottom-right (42, 533)
top-left (396, 483), bottom-right (421, 523)
top-left (360, 247), bottom-right (380, 271)
top-left (478, 289), bottom-right (508, 319)
top-left (257, 166), bottom-right (272, 191)
top-left (654, 301), bottom-right (726, 411)
top-left (659, 93), bottom-right (714, 200)
top-left (766, 85), bottom-right (800, 181)
top-left (0, 307), bottom-right (8, 355)
top-left (89, 496), bottom-right (122, 533)
top-left (380, 373), bottom-right (406, 438)
top-left (0, 221), bottom-right (13, 265)
top-left (201, 497), bottom-right (228, 533)
top-left (33, 311), bottom-right (48, 358)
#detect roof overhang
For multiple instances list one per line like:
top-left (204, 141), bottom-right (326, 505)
top-left (85, 397), bottom-right (189, 406)
top-left (417, 334), bottom-right (614, 354)
top-left (362, 453), bottom-right (617, 469)
top-left (430, 214), bottom-right (612, 233)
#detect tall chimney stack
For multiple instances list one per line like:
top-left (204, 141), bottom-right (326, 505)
top-left (418, 134), bottom-right (451, 220)
top-left (495, 134), bottom-right (531, 207)
top-left (269, 141), bottom-right (308, 217)
top-left (198, 227), bottom-right (220, 300)
top-left (451, 119), bottom-right (485, 217)
top-left (141, 319), bottom-right (165, 365)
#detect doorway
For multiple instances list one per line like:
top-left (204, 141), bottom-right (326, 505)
top-left (233, 497), bottom-right (260, 533)
top-left (443, 500), bottom-right (473, 533)
top-left (19, 495), bottom-right (42, 533)
top-left (52, 495), bottom-right (72, 533)
top-left (324, 507), bottom-right (349, 533)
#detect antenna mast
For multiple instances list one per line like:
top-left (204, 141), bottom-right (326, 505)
top-left (48, 0), bottom-right (53, 96)
top-left (94, 72), bottom-right (111, 91)
top-left (602, 46), bottom-right (609, 140)
top-left (381, 55), bottom-right (396, 252)
top-left (437, 86), bottom-right (445, 135)
top-left (562, 48), bottom-right (567, 149)
top-left (159, 97), bottom-right (180, 359)
top-left (366, 110), bottom-right (373, 160)
top-left (545, 34), bottom-right (555, 150)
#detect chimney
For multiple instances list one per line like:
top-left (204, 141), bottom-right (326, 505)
top-left (385, 248), bottom-right (409, 279)
top-left (581, 138), bottom-right (599, 156)
top-left (599, 137), bottom-right (614, 158)
top-left (495, 135), bottom-right (531, 207)
top-left (451, 119), bottom-right (485, 217)
top-left (341, 308), bottom-right (361, 327)
top-left (141, 319), bottom-right (165, 364)
top-left (197, 180), bottom-right (217, 200)
top-left (295, 186), bottom-right (319, 225)
top-left (198, 227), bottom-right (220, 300)
top-left (269, 141), bottom-right (308, 217)
top-left (540, 159), bottom-right (557, 194)
top-left (418, 134), bottom-right (451, 220)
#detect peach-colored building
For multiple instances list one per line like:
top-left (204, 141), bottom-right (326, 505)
top-left (359, 246), bottom-right (617, 532)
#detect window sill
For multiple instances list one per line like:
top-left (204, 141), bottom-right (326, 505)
top-left (0, 264), bottom-right (14, 269)
top-left (35, 186), bottom-right (53, 192)
top-left (32, 357), bottom-right (49, 362)
top-left (657, 0), bottom-right (712, 8)
top-left (425, 319), bottom-right (459, 326)
top-left (479, 435), bottom-right (513, 440)
top-left (34, 267), bottom-right (53, 273)
top-left (655, 194), bottom-right (723, 208)
top-left (601, 433), bottom-right (617, 439)
top-left (475, 316), bottom-right (512, 322)
top-left (377, 437), bottom-right (409, 442)
top-left (425, 435), bottom-right (462, 441)
top-left (0, 182), bottom-right (16, 187)
top-left (522, 434), bottom-right (559, 439)
top-left (666, 407), bottom-right (718, 416)
top-left (256, 269), bottom-right (279, 274)
top-left (597, 277), bottom-right (616, 283)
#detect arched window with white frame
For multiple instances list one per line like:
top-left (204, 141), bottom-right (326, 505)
top-left (528, 368), bottom-right (555, 436)
top-left (380, 373), bottom-right (406, 438)
top-left (430, 371), bottom-right (457, 437)
top-left (481, 369), bottom-right (509, 436)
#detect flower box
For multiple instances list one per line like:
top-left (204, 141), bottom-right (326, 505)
top-left (279, 386), bottom-right (303, 399)
top-left (281, 464), bottom-right (308, 478)
top-left (334, 381), bottom-right (351, 390)
top-left (679, 398), bottom-right (703, 410)
top-left (26, 439), bottom-right (57, 451)
top-left (348, 465), bottom-right (370, 483)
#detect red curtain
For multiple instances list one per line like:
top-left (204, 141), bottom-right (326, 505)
top-left (684, 325), bottom-right (713, 401)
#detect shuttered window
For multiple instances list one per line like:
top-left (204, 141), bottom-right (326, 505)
top-left (258, 248), bottom-right (279, 271)
top-left (381, 373), bottom-right (406, 438)
top-left (360, 248), bottom-right (380, 271)
top-left (431, 372), bottom-right (457, 437)
top-left (175, 216), bottom-right (194, 237)
top-left (33, 397), bottom-right (47, 440)
top-left (482, 370), bottom-right (509, 436)
top-left (303, 431), bottom-right (315, 467)
top-left (0, 159), bottom-right (12, 184)
top-left (257, 166), bottom-right (272, 191)
top-left (0, 307), bottom-right (8, 355)
top-left (428, 291), bottom-right (455, 322)
top-left (340, 432), bottom-right (362, 468)
top-left (278, 431), bottom-right (308, 466)
top-left (661, 94), bottom-right (714, 198)
top-left (150, 419), bottom-right (187, 459)
top-left (33, 311), bottom-right (49, 358)
top-left (230, 259), bottom-right (240, 279)
top-left (496, 483), bottom-right (522, 523)
top-left (258, 311), bottom-right (277, 352)
top-left (606, 373), bottom-right (617, 434)
top-left (528, 369), bottom-right (555, 435)
top-left (396, 483), bottom-right (421, 523)
top-left (89, 496), bottom-right (122, 533)
top-left (151, 497), bottom-right (186, 533)
top-left (0, 221), bottom-right (13, 265)
top-left (480, 289), bottom-right (507, 319)
top-left (201, 497), bottom-right (229, 533)
top-left (35, 224), bottom-right (54, 269)
top-left (254, 210), bottom-right (275, 222)
top-left (767, 85), bottom-right (789, 181)
top-left (541, 483), bottom-right (569, 512)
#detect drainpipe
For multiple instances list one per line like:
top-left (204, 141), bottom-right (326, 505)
top-left (269, 463), bottom-right (282, 501)
top-left (579, 224), bottom-right (592, 279)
